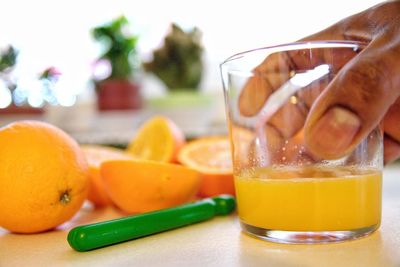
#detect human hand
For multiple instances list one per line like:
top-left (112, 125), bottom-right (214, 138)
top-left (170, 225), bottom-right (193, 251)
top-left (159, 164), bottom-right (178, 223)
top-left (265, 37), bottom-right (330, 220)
top-left (239, 1), bottom-right (400, 164)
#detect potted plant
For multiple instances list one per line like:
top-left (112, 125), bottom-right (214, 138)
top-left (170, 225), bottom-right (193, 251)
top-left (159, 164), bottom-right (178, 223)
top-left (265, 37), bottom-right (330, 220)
top-left (92, 16), bottom-right (142, 111)
top-left (143, 23), bottom-right (203, 91)
top-left (143, 23), bottom-right (216, 134)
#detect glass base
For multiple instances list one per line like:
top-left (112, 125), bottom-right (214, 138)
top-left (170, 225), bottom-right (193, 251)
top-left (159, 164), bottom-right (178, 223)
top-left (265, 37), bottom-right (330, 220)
top-left (241, 222), bottom-right (379, 244)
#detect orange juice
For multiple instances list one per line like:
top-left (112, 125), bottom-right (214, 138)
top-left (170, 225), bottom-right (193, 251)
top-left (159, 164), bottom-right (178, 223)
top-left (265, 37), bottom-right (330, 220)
top-left (235, 166), bottom-right (382, 231)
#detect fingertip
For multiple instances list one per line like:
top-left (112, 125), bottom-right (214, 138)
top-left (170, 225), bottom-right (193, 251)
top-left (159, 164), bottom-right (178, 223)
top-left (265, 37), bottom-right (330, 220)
top-left (305, 106), bottom-right (361, 159)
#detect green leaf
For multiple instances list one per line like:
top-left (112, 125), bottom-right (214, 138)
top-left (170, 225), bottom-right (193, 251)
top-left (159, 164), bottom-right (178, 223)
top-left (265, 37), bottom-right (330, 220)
top-left (143, 23), bottom-right (204, 90)
top-left (0, 46), bottom-right (18, 72)
top-left (91, 16), bottom-right (139, 80)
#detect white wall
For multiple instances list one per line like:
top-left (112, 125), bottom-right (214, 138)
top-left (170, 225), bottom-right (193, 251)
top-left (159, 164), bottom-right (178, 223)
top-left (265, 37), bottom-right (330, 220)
top-left (0, 0), bottom-right (382, 100)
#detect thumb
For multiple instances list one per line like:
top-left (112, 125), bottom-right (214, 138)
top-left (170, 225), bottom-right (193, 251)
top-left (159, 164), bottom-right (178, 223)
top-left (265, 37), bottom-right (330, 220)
top-left (304, 36), bottom-right (400, 159)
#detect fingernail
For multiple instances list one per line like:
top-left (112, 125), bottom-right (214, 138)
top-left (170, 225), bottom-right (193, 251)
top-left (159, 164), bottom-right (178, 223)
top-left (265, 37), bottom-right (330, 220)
top-left (307, 107), bottom-right (361, 158)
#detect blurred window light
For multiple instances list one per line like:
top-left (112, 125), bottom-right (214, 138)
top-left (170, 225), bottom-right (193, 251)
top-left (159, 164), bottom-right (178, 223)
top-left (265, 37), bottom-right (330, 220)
top-left (92, 59), bottom-right (112, 81)
top-left (0, 0), bottom-right (382, 101)
top-left (42, 79), bottom-right (59, 105)
top-left (12, 87), bottom-right (28, 106)
top-left (56, 90), bottom-right (76, 107)
top-left (54, 77), bottom-right (78, 106)
top-left (0, 81), bottom-right (12, 108)
top-left (22, 79), bottom-right (45, 108)
top-left (27, 91), bottom-right (45, 108)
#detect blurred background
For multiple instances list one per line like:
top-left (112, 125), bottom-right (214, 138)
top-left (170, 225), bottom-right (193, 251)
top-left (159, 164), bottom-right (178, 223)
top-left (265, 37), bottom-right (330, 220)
top-left (0, 0), bottom-right (381, 146)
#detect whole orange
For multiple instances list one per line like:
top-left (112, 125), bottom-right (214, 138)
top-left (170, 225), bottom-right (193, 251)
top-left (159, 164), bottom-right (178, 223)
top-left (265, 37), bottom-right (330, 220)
top-left (0, 120), bottom-right (89, 233)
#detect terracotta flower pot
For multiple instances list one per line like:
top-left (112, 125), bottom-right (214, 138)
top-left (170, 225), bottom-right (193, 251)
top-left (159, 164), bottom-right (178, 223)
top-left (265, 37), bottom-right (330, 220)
top-left (0, 103), bottom-right (44, 115)
top-left (96, 80), bottom-right (142, 111)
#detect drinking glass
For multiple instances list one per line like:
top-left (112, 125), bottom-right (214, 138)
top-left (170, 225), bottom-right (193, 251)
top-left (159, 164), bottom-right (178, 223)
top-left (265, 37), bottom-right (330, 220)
top-left (220, 41), bottom-right (383, 243)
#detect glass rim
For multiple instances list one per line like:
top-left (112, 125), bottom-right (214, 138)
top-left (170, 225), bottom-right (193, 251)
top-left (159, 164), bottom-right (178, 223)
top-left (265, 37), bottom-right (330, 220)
top-left (220, 40), bottom-right (368, 67)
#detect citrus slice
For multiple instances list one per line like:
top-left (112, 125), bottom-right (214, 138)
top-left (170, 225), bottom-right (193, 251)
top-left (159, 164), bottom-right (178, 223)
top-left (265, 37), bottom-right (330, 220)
top-left (126, 116), bottom-right (185, 163)
top-left (81, 145), bottom-right (134, 207)
top-left (100, 159), bottom-right (200, 214)
top-left (177, 136), bottom-right (234, 197)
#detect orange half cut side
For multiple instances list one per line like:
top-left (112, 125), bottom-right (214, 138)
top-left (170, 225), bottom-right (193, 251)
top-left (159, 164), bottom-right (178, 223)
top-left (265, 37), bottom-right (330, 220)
top-left (177, 136), bottom-right (234, 197)
top-left (126, 116), bottom-right (185, 163)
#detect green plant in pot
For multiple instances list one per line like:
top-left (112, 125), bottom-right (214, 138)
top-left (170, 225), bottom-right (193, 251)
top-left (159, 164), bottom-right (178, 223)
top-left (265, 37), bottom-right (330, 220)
top-left (144, 23), bottom-right (216, 135)
top-left (92, 16), bottom-right (142, 111)
top-left (144, 23), bottom-right (213, 107)
top-left (144, 23), bottom-right (203, 90)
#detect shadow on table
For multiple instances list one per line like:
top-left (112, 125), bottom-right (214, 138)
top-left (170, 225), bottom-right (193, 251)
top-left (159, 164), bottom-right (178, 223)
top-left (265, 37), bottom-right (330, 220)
top-left (238, 230), bottom-right (395, 267)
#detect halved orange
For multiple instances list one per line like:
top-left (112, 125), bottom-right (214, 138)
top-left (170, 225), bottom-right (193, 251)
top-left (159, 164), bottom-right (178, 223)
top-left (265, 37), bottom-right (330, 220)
top-left (126, 116), bottom-right (185, 163)
top-left (100, 159), bottom-right (201, 214)
top-left (177, 136), bottom-right (234, 197)
top-left (81, 145), bottom-right (134, 207)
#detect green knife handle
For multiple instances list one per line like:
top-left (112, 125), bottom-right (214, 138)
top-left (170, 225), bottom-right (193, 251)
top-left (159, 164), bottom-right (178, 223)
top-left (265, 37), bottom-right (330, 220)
top-left (68, 195), bottom-right (235, 252)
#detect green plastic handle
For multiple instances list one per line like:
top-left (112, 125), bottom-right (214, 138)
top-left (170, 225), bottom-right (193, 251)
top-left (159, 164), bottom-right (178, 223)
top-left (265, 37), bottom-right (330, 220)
top-left (68, 195), bottom-right (235, 252)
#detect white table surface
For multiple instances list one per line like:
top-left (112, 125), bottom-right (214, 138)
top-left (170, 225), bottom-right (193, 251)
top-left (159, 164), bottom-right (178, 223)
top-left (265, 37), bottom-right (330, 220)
top-left (1, 164), bottom-right (399, 267)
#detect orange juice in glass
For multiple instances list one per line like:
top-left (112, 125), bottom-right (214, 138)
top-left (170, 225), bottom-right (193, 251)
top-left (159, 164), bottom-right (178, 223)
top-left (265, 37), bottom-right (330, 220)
top-left (235, 167), bottom-right (381, 234)
top-left (220, 41), bottom-right (383, 243)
